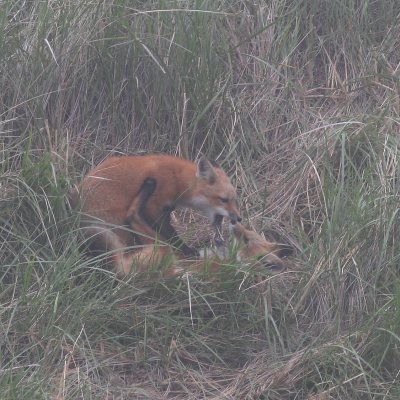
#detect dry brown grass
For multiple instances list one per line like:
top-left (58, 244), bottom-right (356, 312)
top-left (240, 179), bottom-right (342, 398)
top-left (1, 1), bottom-right (400, 399)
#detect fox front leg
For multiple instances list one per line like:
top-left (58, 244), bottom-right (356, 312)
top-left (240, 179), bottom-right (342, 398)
top-left (126, 179), bottom-right (198, 257)
top-left (151, 206), bottom-right (199, 257)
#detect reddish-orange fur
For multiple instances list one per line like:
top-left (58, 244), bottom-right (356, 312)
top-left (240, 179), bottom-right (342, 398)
top-left (123, 222), bottom-right (288, 279)
top-left (69, 154), bottom-right (240, 273)
top-left (117, 176), bottom-right (287, 279)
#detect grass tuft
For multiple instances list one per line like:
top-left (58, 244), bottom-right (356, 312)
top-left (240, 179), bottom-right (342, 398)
top-left (1, 0), bottom-right (399, 398)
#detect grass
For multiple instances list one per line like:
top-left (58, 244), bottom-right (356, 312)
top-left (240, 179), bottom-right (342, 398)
top-left (1, 0), bottom-right (400, 398)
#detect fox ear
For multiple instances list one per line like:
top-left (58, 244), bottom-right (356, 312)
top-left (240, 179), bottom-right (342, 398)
top-left (196, 157), bottom-right (216, 184)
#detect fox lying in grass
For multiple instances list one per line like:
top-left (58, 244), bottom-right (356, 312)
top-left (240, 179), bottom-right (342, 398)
top-left (110, 178), bottom-right (289, 278)
top-left (125, 221), bottom-right (290, 279)
top-left (69, 154), bottom-right (241, 270)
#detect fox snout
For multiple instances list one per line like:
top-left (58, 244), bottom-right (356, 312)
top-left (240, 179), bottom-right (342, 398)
top-left (228, 201), bottom-right (242, 224)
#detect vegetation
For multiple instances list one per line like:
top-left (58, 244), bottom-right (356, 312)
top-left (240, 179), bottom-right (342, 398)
top-left (1, 0), bottom-right (399, 398)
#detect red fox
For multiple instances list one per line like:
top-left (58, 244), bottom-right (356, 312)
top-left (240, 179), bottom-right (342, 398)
top-left (69, 154), bottom-right (241, 270)
top-left (109, 177), bottom-right (289, 277)
top-left (126, 222), bottom-right (290, 279)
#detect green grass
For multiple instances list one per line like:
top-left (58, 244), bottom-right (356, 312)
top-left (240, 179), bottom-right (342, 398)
top-left (1, 0), bottom-right (400, 398)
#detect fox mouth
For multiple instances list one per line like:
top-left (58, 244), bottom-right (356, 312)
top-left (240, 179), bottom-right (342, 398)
top-left (212, 213), bottom-right (241, 247)
top-left (212, 214), bottom-right (225, 247)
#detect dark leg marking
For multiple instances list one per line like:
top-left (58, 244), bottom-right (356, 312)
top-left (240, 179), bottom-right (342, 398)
top-left (127, 177), bottom-right (198, 257)
top-left (125, 178), bottom-right (157, 226)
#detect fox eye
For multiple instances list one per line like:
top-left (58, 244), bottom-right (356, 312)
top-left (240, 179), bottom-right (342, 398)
top-left (219, 197), bottom-right (229, 203)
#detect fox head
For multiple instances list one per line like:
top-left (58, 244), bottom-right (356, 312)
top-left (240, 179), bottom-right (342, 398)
top-left (190, 157), bottom-right (241, 225)
top-left (231, 223), bottom-right (290, 274)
